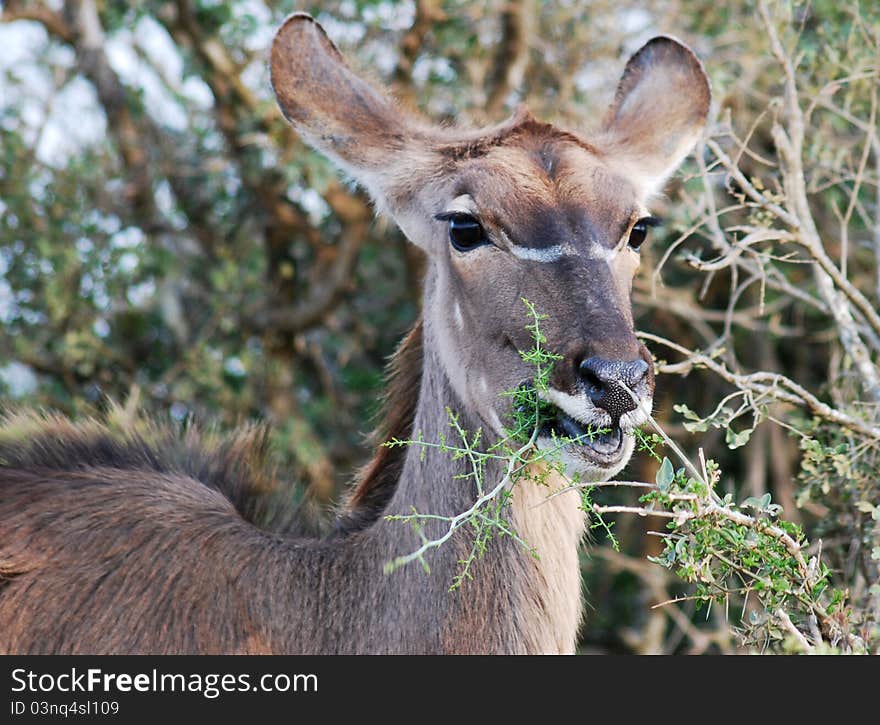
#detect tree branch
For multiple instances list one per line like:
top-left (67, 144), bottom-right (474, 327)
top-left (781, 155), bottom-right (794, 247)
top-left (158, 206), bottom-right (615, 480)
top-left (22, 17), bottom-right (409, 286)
top-left (485, 0), bottom-right (533, 117)
top-left (640, 330), bottom-right (880, 441)
top-left (754, 1), bottom-right (880, 401)
top-left (249, 213), bottom-right (370, 334)
top-left (393, 0), bottom-right (444, 109)
top-left (1, 0), bottom-right (74, 42)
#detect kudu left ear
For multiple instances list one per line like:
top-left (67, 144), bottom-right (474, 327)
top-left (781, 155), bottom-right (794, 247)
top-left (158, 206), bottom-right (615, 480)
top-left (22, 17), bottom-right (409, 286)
top-left (600, 37), bottom-right (711, 196)
top-left (270, 14), bottom-right (427, 214)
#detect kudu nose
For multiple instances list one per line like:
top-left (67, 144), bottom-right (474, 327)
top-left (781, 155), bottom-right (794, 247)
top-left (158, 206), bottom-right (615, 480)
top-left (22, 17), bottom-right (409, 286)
top-left (578, 357), bottom-right (649, 423)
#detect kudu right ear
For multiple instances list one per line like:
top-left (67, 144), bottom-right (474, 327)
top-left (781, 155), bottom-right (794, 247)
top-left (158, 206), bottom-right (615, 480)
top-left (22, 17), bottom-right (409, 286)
top-left (270, 14), bottom-right (418, 207)
top-left (600, 36), bottom-right (711, 197)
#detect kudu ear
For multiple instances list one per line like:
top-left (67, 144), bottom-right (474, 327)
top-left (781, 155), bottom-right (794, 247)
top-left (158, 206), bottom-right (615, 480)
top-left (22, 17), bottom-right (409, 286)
top-left (270, 14), bottom-right (416, 207)
top-left (601, 37), bottom-right (711, 196)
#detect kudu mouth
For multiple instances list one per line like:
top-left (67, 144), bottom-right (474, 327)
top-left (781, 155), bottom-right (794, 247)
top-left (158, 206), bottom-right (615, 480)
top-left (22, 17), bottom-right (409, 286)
top-left (542, 408), bottom-right (626, 467)
top-left (521, 371), bottom-right (652, 472)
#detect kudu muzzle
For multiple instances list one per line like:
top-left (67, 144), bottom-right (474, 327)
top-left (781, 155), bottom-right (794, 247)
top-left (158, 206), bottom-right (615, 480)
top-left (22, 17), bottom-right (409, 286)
top-left (577, 357), bottom-right (649, 424)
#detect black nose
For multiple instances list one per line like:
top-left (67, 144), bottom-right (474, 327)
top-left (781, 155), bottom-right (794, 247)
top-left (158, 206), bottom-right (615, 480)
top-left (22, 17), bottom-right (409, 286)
top-left (578, 357), bottom-right (649, 423)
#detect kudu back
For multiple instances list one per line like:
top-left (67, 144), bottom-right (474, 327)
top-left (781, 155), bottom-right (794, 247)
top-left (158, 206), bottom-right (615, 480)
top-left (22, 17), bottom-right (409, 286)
top-left (0, 15), bottom-right (709, 654)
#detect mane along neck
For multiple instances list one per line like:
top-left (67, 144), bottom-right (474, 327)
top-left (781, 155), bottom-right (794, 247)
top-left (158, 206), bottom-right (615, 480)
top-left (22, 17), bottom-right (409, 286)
top-left (337, 318), bottom-right (423, 534)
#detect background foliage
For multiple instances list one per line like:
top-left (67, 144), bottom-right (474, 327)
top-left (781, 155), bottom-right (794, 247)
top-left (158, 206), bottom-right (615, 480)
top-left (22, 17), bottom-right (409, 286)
top-left (1, 0), bottom-right (877, 653)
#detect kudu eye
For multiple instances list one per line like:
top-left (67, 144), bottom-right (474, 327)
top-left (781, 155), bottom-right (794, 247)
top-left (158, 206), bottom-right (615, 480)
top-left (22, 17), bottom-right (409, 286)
top-left (627, 216), bottom-right (661, 251)
top-left (439, 213), bottom-right (488, 252)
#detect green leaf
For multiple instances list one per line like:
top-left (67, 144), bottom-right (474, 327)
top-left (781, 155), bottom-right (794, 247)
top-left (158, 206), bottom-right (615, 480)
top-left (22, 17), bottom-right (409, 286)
top-left (725, 426), bottom-right (752, 449)
top-left (855, 500), bottom-right (876, 515)
top-left (674, 403), bottom-right (709, 432)
top-left (742, 493), bottom-right (772, 512)
top-left (683, 419), bottom-right (710, 433)
top-left (656, 457), bottom-right (675, 491)
top-left (673, 403), bottom-right (702, 421)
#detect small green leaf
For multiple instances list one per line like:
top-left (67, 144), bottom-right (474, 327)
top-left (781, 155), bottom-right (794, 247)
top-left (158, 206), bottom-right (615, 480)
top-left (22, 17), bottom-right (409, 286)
top-left (674, 403), bottom-right (709, 432)
top-left (673, 403), bottom-right (702, 421)
top-left (656, 457), bottom-right (675, 491)
top-left (855, 500), bottom-right (876, 515)
top-left (742, 493), bottom-right (773, 512)
top-left (683, 419), bottom-right (709, 433)
top-left (725, 426), bottom-right (752, 449)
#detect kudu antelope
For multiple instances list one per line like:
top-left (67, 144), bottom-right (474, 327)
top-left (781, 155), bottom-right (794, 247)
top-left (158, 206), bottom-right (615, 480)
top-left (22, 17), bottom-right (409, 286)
top-left (0, 15), bottom-right (709, 654)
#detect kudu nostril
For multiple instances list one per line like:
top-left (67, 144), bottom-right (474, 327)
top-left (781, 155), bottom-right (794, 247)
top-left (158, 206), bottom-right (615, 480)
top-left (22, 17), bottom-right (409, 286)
top-left (577, 357), bottom-right (649, 422)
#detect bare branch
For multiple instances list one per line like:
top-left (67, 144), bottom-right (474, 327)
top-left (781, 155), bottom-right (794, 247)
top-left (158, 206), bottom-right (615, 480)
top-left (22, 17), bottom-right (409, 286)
top-left (0, 0), bottom-right (74, 42)
top-left (755, 0), bottom-right (880, 401)
top-left (393, 0), bottom-right (444, 108)
top-left (634, 287), bottom-right (805, 338)
top-left (485, 0), bottom-right (533, 117)
top-left (776, 608), bottom-right (813, 651)
top-left (640, 331), bottom-right (880, 441)
top-left (811, 94), bottom-right (880, 299)
top-left (705, 139), bottom-right (800, 229)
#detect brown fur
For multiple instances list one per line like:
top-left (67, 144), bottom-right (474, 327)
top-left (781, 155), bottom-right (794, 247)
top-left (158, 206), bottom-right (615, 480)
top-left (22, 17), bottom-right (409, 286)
top-left (436, 108), bottom-right (599, 161)
top-left (0, 466), bottom-right (279, 654)
top-left (0, 411), bottom-right (320, 537)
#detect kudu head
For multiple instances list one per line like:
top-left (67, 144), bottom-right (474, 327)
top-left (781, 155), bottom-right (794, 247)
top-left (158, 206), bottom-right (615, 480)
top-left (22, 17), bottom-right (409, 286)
top-left (271, 15), bottom-right (710, 482)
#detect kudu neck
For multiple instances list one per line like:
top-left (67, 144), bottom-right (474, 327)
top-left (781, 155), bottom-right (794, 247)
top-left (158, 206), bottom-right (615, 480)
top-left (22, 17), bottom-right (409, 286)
top-left (385, 324), bottom-right (500, 518)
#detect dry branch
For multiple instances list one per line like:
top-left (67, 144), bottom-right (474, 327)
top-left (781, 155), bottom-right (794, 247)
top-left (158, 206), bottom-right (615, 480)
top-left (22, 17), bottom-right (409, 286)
top-left (485, 0), bottom-right (533, 116)
top-left (640, 331), bottom-right (880, 441)
top-left (757, 0), bottom-right (880, 401)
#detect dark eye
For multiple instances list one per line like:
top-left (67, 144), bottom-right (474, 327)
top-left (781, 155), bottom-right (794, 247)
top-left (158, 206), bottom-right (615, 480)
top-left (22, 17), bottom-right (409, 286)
top-left (627, 216), bottom-right (660, 251)
top-left (628, 222), bottom-right (647, 250)
top-left (446, 214), bottom-right (487, 252)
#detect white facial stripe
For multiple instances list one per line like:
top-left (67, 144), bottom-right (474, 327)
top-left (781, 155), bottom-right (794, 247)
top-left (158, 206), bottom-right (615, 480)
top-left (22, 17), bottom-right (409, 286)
top-left (454, 302), bottom-right (464, 330)
top-left (497, 229), bottom-right (573, 263)
top-left (509, 244), bottom-right (568, 263)
top-left (590, 246), bottom-right (615, 262)
top-left (499, 230), bottom-right (616, 264)
top-left (442, 209), bottom-right (632, 264)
